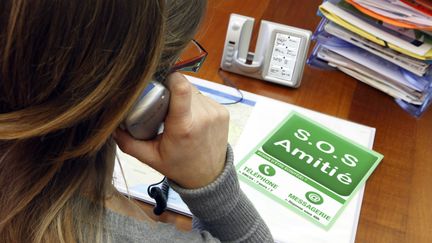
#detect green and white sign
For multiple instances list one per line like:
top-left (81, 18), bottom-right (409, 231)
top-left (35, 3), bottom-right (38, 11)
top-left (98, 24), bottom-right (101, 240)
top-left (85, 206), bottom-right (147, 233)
top-left (236, 112), bottom-right (383, 229)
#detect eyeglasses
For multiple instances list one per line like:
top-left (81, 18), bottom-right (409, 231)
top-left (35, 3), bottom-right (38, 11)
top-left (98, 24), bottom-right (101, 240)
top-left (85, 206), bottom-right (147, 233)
top-left (163, 40), bottom-right (244, 106)
top-left (170, 39), bottom-right (208, 73)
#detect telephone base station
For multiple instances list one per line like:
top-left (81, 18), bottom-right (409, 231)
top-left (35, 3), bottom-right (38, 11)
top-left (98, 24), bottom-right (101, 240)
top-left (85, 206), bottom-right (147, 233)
top-left (220, 14), bottom-right (312, 88)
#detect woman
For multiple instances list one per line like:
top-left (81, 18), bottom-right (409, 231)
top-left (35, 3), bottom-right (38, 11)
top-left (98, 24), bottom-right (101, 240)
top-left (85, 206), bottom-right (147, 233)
top-left (0, 0), bottom-right (273, 242)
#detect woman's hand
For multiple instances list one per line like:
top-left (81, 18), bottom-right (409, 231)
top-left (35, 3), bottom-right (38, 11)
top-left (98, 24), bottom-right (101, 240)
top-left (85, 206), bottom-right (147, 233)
top-left (114, 72), bottom-right (230, 189)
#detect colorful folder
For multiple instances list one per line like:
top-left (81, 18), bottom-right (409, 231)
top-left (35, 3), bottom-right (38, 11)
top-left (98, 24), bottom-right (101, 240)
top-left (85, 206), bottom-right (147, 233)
top-left (319, 1), bottom-right (432, 61)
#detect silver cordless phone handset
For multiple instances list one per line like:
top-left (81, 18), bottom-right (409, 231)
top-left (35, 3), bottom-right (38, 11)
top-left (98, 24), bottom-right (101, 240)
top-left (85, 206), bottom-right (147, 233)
top-left (123, 81), bottom-right (170, 140)
top-left (120, 39), bottom-right (206, 215)
top-left (121, 81), bottom-right (170, 216)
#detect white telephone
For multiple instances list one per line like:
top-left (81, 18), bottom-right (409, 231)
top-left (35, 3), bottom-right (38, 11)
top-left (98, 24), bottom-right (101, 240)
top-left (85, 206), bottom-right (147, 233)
top-left (220, 14), bottom-right (312, 88)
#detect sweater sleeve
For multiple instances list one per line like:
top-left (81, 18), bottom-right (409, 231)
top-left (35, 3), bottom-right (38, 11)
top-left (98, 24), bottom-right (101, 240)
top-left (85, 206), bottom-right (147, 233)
top-left (169, 144), bottom-right (274, 243)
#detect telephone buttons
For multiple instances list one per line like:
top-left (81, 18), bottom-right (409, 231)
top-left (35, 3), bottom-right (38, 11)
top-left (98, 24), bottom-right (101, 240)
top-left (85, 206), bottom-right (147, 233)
top-left (226, 49), bottom-right (234, 57)
top-left (226, 45), bottom-right (234, 56)
top-left (225, 44), bottom-right (235, 66)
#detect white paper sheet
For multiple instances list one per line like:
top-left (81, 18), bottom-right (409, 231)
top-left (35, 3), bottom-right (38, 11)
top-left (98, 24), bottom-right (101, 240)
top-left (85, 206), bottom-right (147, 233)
top-left (114, 76), bottom-right (377, 243)
top-left (234, 95), bottom-right (376, 243)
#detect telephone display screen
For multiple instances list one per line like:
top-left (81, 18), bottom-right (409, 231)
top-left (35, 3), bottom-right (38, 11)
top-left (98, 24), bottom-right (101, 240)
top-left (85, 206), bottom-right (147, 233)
top-left (268, 33), bottom-right (302, 81)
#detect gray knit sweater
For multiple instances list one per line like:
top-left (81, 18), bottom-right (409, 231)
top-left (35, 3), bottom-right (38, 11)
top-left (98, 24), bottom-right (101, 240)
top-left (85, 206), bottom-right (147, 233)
top-left (104, 145), bottom-right (273, 242)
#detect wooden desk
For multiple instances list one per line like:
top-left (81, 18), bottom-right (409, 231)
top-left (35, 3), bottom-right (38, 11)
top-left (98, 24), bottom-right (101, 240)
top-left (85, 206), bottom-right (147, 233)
top-left (138, 1), bottom-right (432, 242)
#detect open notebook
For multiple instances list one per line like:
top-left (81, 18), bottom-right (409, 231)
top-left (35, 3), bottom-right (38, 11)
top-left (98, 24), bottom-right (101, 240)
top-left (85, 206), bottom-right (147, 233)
top-left (113, 75), bottom-right (377, 243)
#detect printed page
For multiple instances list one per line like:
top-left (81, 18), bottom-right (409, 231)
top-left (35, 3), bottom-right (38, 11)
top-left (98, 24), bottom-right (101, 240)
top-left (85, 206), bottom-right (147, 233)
top-left (234, 96), bottom-right (378, 243)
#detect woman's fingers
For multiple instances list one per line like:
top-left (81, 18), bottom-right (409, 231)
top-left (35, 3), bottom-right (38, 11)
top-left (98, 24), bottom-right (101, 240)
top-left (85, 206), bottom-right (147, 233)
top-left (115, 73), bottom-right (230, 189)
top-left (114, 128), bottom-right (160, 167)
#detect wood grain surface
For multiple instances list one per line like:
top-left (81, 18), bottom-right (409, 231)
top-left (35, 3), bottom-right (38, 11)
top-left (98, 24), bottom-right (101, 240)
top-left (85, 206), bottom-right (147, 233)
top-left (137, 1), bottom-right (432, 242)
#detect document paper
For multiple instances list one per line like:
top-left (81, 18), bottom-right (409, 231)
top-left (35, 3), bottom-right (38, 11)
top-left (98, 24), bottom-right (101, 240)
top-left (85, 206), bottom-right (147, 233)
top-left (114, 75), bottom-right (381, 243)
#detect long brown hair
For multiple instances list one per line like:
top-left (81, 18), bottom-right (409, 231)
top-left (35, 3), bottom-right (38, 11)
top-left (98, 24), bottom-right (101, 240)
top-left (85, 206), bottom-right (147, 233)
top-left (0, 0), bottom-right (207, 242)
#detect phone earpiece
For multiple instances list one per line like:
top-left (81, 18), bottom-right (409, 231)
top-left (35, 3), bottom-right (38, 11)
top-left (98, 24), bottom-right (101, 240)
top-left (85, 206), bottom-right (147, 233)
top-left (124, 81), bottom-right (170, 140)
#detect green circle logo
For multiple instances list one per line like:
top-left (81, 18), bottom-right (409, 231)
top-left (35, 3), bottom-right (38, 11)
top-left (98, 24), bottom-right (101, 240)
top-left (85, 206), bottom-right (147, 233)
top-left (306, 191), bottom-right (324, 205)
top-left (258, 164), bottom-right (276, 176)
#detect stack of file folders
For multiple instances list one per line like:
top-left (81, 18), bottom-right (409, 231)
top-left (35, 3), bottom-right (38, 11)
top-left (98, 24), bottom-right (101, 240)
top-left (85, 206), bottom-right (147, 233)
top-left (307, 0), bottom-right (432, 117)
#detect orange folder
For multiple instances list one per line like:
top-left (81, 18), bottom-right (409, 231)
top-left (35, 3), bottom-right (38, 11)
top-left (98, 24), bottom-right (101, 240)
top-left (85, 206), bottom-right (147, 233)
top-left (346, 0), bottom-right (432, 30)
